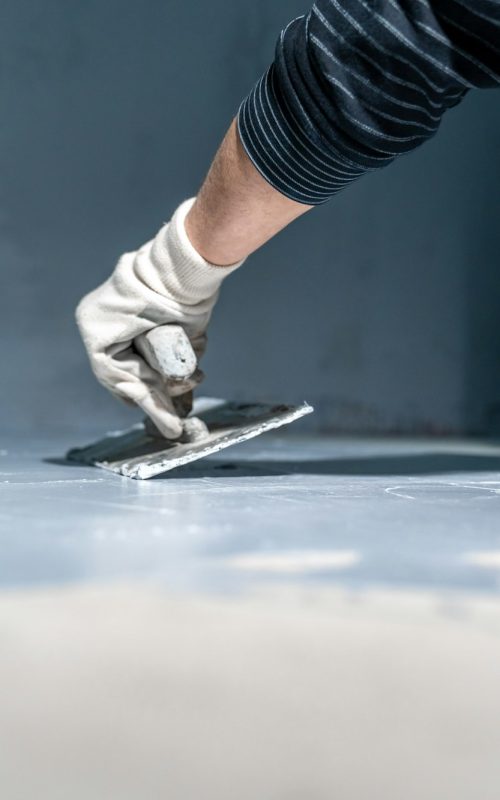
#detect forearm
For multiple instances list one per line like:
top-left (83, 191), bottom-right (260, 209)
top-left (185, 119), bottom-right (312, 267)
top-left (186, 1), bottom-right (498, 267)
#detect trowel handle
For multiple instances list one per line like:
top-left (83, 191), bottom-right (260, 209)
top-left (134, 324), bottom-right (197, 382)
top-left (135, 325), bottom-right (209, 440)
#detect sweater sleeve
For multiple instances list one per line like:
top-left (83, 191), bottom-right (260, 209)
top-left (237, 0), bottom-right (500, 205)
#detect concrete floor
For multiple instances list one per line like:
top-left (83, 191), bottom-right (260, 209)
top-left (1, 432), bottom-right (500, 798)
top-left (2, 433), bottom-right (500, 592)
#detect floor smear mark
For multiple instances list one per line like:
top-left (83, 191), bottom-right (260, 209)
top-left (1, 479), bottom-right (106, 486)
top-left (223, 550), bottom-right (361, 574)
top-left (461, 552), bottom-right (500, 569)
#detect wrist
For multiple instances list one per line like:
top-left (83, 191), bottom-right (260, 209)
top-left (150, 198), bottom-right (244, 305)
top-left (185, 201), bottom-right (249, 267)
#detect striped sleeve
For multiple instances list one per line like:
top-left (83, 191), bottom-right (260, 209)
top-left (237, 0), bottom-right (500, 205)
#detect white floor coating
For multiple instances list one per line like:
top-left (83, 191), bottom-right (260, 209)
top-left (1, 433), bottom-right (500, 798)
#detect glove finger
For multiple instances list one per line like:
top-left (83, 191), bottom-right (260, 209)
top-left (96, 348), bottom-right (184, 439)
top-left (136, 390), bottom-right (183, 440)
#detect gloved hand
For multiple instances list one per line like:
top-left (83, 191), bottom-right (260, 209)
top-left (76, 198), bottom-right (244, 438)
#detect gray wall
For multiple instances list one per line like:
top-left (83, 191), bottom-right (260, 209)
top-left (1, 0), bottom-right (499, 436)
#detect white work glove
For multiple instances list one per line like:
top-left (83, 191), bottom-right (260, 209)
top-left (76, 198), bottom-right (244, 438)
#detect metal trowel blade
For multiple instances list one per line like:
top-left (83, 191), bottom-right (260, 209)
top-left (66, 398), bottom-right (314, 480)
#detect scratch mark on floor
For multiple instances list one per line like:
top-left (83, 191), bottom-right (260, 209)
top-left (385, 486), bottom-right (416, 500)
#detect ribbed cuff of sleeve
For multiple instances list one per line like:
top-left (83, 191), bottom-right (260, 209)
top-left (237, 64), bottom-right (371, 206)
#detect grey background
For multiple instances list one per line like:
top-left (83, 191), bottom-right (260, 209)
top-left (1, 0), bottom-right (499, 436)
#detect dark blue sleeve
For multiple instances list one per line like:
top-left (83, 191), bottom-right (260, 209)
top-left (238, 1), bottom-right (500, 205)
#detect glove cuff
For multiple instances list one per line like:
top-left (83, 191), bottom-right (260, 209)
top-left (152, 198), bottom-right (245, 305)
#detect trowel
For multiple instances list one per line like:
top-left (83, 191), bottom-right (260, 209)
top-left (67, 325), bottom-right (313, 480)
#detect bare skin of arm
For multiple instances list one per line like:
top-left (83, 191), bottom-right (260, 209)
top-left (185, 118), bottom-right (313, 267)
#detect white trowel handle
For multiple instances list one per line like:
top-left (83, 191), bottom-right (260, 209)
top-left (134, 324), bottom-right (209, 442)
top-left (134, 324), bottom-right (197, 382)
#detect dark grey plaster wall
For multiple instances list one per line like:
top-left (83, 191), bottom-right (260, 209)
top-left (1, 0), bottom-right (499, 435)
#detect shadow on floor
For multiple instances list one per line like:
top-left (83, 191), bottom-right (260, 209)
top-left (153, 451), bottom-right (500, 479)
top-left (44, 451), bottom-right (500, 480)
